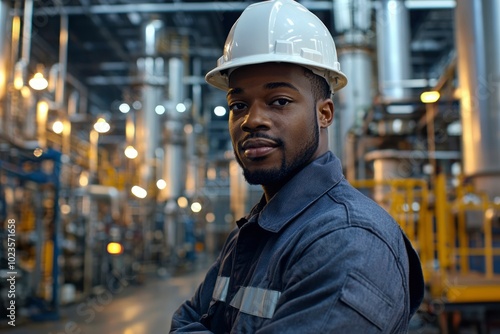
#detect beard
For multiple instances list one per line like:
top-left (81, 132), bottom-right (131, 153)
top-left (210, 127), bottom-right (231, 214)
top-left (234, 112), bottom-right (320, 186)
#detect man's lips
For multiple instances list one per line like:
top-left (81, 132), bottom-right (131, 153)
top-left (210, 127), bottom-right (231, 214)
top-left (241, 138), bottom-right (279, 159)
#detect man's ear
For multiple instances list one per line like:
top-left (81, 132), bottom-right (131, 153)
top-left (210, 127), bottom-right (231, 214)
top-left (317, 99), bottom-right (334, 128)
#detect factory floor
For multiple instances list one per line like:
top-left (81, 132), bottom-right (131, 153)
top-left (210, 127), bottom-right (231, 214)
top-left (5, 260), bottom-right (210, 334)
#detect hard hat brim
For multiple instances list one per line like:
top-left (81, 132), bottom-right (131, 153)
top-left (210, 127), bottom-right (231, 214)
top-left (205, 54), bottom-right (348, 93)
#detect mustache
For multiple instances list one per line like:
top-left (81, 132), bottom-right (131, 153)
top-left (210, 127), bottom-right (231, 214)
top-left (238, 133), bottom-right (284, 149)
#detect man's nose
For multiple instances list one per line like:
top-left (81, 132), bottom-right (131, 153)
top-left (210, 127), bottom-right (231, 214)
top-left (241, 104), bottom-right (271, 132)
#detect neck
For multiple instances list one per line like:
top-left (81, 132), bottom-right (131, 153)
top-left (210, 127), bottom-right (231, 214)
top-left (262, 184), bottom-right (280, 202)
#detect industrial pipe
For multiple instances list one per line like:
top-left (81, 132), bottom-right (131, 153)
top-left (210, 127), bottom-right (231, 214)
top-left (455, 0), bottom-right (500, 198)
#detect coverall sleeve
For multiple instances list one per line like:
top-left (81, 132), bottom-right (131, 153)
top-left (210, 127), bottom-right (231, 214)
top-left (169, 260), bottom-right (219, 333)
top-left (258, 227), bottom-right (410, 333)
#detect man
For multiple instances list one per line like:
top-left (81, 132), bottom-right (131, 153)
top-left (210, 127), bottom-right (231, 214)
top-left (170, 0), bottom-right (424, 333)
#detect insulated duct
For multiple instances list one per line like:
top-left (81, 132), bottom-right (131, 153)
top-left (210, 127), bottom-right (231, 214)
top-left (331, 0), bottom-right (373, 177)
top-left (335, 51), bottom-right (373, 175)
top-left (162, 56), bottom-right (187, 264)
top-left (337, 50), bottom-right (372, 152)
top-left (136, 19), bottom-right (165, 187)
top-left (376, 0), bottom-right (412, 101)
top-left (58, 14), bottom-right (70, 155)
top-left (185, 57), bottom-right (203, 197)
top-left (21, 0), bottom-right (33, 66)
top-left (455, 0), bottom-right (500, 198)
top-left (162, 57), bottom-right (186, 200)
top-left (370, 0), bottom-right (413, 184)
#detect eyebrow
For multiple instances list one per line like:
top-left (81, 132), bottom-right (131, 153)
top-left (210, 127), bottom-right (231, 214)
top-left (264, 81), bottom-right (299, 91)
top-left (227, 87), bottom-right (243, 99)
top-left (227, 82), bottom-right (299, 99)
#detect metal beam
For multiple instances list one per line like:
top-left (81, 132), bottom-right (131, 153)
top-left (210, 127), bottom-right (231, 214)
top-left (13, 1), bottom-right (334, 16)
top-left (86, 74), bottom-right (208, 86)
top-left (405, 0), bottom-right (456, 10)
top-left (10, 0), bottom-right (457, 16)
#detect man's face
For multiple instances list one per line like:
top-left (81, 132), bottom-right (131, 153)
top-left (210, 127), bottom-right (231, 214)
top-left (227, 63), bottom-right (322, 186)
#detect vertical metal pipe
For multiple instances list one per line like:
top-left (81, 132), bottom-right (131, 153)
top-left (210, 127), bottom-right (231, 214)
top-left (168, 58), bottom-right (184, 106)
top-left (336, 49), bottom-right (373, 162)
top-left (58, 14), bottom-right (70, 155)
top-left (455, 0), bottom-right (500, 198)
top-left (9, 4), bottom-right (20, 71)
top-left (36, 100), bottom-right (49, 148)
top-left (484, 208), bottom-right (494, 279)
top-left (21, 0), bottom-right (33, 64)
top-left (32, 190), bottom-right (43, 298)
top-left (5, 3), bottom-right (20, 138)
top-left (185, 57), bottom-right (203, 196)
top-left (139, 57), bottom-right (162, 185)
top-left (137, 20), bottom-right (164, 187)
top-left (23, 90), bottom-right (36, 140)
top-left (163, 57), bottom-right (186, 200)
top-left (331, 0), bottom-right (374, 169)
top-left (67, 90), bottom-right (79, 117)
top-left (373, 157), bottom-right (399, 202)
top-left (426, 103), bottom-right (437, 185)
top-left (163, 55), bottom-right (188, 264)
top-left (125, 112), bottom-right (135, 146)
top-left (134, 60), bottom-right (145, 158)
top-left (144, 20), bottom-right (163, 57)
top-left (435, 173), bottom-right (450, 270)
top-left (89, 130), bottom-right (99, 179)
top-left (376, 0), bottom-right (412, 100)
top-left (185, 124), bottom-right (195, 196)
top-left (56, 14), bottom-right (68, 107)
top-left (81, 193), bottom-right (92, 297)
top-left (334, 0), bottom-right (372, 32)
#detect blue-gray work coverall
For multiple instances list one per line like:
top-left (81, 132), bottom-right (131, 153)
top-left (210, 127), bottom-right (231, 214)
top-left (170, 151), bottom-right (424, 333)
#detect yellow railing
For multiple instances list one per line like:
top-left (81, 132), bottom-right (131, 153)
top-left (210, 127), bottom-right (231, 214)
top-left (352, 175), bottom-right (500, 304)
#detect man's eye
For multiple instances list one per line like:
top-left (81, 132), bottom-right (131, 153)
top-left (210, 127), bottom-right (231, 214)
top-left (271, 98), bottom-right (291, 106)
top-left (229, 103), bottom-right (247, 112)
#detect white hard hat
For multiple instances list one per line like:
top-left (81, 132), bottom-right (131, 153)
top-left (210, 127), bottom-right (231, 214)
top-left (205, 0), bottom-right (348, 93)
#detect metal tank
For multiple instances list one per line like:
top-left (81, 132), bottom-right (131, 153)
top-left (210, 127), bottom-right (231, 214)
top-left (332, 0), bottom-right (374, 174)
top-left (455, 0), bottom-right (500, 199)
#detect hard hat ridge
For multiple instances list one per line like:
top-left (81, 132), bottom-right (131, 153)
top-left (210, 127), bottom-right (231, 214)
top-left (205, 0), bottom-right (348, 92)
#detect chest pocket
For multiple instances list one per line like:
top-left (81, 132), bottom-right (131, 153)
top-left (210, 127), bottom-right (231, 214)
top-left (340, 271), bottom-right (394, 331)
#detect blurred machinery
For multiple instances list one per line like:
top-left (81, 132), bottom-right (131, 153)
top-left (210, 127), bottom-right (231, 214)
top-left (0, 0), bottom-right (499, 332)
top-left (345, 1), bottom-right (500, 332)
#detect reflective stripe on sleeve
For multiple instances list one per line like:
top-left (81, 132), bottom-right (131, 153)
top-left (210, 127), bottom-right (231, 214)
top-left (212, 276), bottom-right (230, 302)
top-left (229, 286), bottom-right (281, 319)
